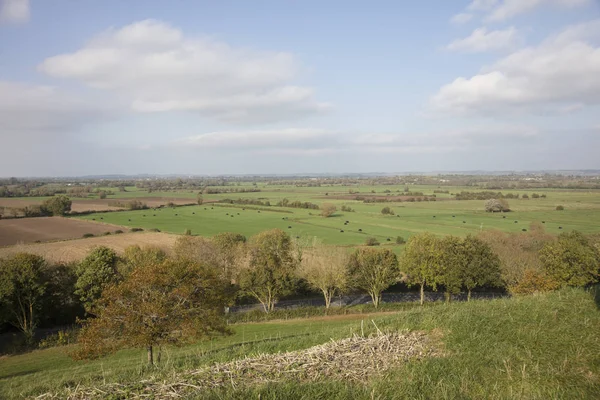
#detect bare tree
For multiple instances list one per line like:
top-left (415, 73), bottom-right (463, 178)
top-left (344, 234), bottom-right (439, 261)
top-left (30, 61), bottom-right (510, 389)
top-left (298, 243), bottom-right (349, 308)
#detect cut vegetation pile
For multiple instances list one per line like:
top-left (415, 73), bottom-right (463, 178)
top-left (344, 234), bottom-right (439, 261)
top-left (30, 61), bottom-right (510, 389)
top-left (38, 331), bottom-right (438, 399)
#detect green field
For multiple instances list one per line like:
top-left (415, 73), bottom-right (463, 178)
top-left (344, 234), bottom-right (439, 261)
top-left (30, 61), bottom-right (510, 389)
top-left (1, 288), bottom-right (599, 399)
top-left (74, 185), bottom-right (600, 245)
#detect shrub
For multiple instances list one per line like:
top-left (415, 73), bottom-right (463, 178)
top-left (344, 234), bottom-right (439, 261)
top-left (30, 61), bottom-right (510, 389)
top-left (510, 269), bottom-right (560, 295)
top-left (148, 228), bottom-right (161, 232)
top-left (556, 205), bottom-right (564, 211)
top-left (320, 203), bottom-right (337, 217)
top-left (114, 230), bottom-right (124, 234)
top-left (395, 236), bottom-right (406, 244)
top-left (522, 194), bottom-right (529, 199)
top-left (102, 232), bottom-right (111, 236)
top-left (365, 237), bottom-right (380, 246)
top-left (130, 228), bottom-right (143, 232)
top-left (82, 233), bottom-right (94, 238)
top-left (184, 229), bottom-right (192, 235)
top-left (381, 206), bottom-right (394, 215)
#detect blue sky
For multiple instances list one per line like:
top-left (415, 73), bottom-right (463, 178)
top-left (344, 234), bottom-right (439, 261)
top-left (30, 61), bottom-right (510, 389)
top-left (1, 0), bottom-right (599, 176)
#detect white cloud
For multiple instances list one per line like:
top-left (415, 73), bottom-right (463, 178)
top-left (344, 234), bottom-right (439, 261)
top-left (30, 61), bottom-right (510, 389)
top-left (0, 0), bottom-right (29, 23)
top-left (0, 81), bottom-right (113, 140)
top-left (171, 125), bottom-right (538, 156)
top-left (431, 20), bottom-right (600, 115)
top-left (459, 0), bottom-right (590, 22)
top-left (450, 13), bottom-right (473, 24)
top-left (446, 27), bottom-right (519, 52)
top-left (39, 19), bottom-right (330, 124)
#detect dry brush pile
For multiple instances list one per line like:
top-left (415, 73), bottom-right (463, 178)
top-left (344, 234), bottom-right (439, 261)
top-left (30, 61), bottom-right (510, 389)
top-left (38, 330), bottom-right (440, 399)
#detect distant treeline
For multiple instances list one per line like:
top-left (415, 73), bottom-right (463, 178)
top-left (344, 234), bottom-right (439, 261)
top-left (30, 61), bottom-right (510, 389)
top-left (455, 191), bottom-right (547, 200)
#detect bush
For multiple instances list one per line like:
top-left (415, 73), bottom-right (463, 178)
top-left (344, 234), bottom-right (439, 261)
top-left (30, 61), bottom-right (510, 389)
top-left (510, 269), bottom-right (560, 295)
top-left (184, 229), bottom-right (192, 235)
top-left (130, 228), bottom-right (143, 232)
top-left (148, 228), bottom-right (161, 232)
top-left (381, 206), bottom-right (394, 215)
top-left (556, 205), bottom-right (564, 211)
top-left (395, 236), bottom-right (406, 244)
top-left (38, 328), bottom-right (78, 349)
top-left (102, 232), bottom-right (111, 236)
top-left (320, 203), bottom-right (337, 217)
top-left (82, 233), bottom-right (94, 238)
top-left (365, 237), bottom-right (380, 246)
top-left (114, 230), bottom-right (124, 234)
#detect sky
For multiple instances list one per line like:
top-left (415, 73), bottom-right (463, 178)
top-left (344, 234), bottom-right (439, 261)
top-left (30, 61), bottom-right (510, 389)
top-left (1, 0), bottom-right (600, 176)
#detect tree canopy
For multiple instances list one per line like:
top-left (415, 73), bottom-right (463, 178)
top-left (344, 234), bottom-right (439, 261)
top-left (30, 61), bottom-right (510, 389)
top-left (348, 247), bottom-right (399, 308)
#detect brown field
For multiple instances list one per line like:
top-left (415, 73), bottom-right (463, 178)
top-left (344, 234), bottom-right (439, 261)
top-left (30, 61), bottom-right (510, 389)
top-left (0, 217), bottom-right (126, 246)
top-left (0, 231), bottom-right (178, 263)
top-left (0, 197), bottom-right (195, 216)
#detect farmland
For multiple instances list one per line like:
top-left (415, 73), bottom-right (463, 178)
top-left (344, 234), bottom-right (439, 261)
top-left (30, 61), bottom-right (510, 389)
top-left (72, 184), bottom-right (600, 247)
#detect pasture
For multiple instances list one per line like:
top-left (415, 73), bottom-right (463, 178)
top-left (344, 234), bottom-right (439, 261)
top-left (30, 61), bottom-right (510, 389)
top-left (73, 184), bottom-right (600, 246)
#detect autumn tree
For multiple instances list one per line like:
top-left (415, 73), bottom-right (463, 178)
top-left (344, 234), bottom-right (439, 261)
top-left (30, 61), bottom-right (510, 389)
top-left (41, 195), bottom-right (72, 216)
top-left (197, 193), bottom-right (203, 205)
top-left (320, 203), bottom-right (337, 217)
top-left (212, 232), bottom-right (247, 282)
top-left (120, 245), bottom-right (167, 276)
top-left (484, 199), bottom-right (509, 213)
top-left (72, 259), bottom-right (231, 364)
top-left (347, 247), bottom-right (399, 308)
top-left (540, 231), bottom-right (600, 287)
top-left (401, 233), bottom-right (442, 305)
top-left (0, 253), bottom-right (47, 344)
top-left (75, 247), bottom-right (121, 312)
top-left (173, 235), bottom-right (219, 266)
top-left (299, 244), bottom-right (349, 308)
top-left (238, 229), bottom-right (296, 312)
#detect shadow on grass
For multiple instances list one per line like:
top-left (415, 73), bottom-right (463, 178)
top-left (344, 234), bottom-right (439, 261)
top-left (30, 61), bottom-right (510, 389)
top-left (591, 284), bottom-right (600, 310)
top-left (0, 369), bottom-right (41, 380)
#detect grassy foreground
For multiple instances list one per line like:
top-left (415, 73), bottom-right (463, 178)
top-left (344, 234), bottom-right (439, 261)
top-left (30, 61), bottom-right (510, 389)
top-left (1, 288), bottom-right (599, 399)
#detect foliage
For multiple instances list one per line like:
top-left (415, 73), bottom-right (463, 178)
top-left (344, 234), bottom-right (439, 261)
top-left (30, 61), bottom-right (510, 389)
top-left (320, 203), bottom-right (337, 217)
top-left (74, 247), bottom-right (121, 312)
top-left (120, 245), bottom-right (167, 276)
top-left (41, 195), bottom-right (72, 216)
top-left (381, 206), bottom-right (394, 215)
top-left (401, 233), bottom-right (442, 305)
top-left (197, 194), bottom-right (203, 205)
top-left (71, 259), bottom-right (232, 364)
top-left (365, 237), bottom-right (380, 246)
top-left (484, 198), bottom-right (510, 212)
top-left (540, 231), bottom-right (600, 287)
top-left (41, 263), bottom-right (84, 327)
top-left (212, 232), bottom-right (247, 282)
top-left (298, 244), bottom-right (349, 308)
top-left (347, 247), bottom-right (399, 308)
top-left (238, 229), bottom-right (297, 312)
top-left (0, 253), bottom-right (47, 344)
top-left (510, 269), bottom-right (560, 295)
top-left (395, 236), bottom-right (406, 244)
top-left (556, 205), bottom-right (565, 211)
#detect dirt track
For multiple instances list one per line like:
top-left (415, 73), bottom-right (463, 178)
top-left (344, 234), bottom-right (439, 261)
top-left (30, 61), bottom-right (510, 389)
top-left (0, 217), bottom-right (125, 246)
top-left (0, 231), bottom-right (178, 263)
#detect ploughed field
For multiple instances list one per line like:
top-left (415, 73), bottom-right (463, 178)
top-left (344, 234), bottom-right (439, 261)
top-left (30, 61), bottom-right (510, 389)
top-left (0, 231), bottom-right (178, 263)
top-left (0, 217), bottom-right (125, 246)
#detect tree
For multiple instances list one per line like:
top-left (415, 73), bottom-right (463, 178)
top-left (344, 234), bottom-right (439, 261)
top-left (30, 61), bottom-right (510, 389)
top-left (458, 236), bottom-right (502, 300)
top-left (484, 199), bottom-right (509, 212)
top-left (212, 232), bottom-right (247, 282)
top-left (238, 229), bottom-right (296, 313)
top-left (401, 233), bottom-right (442, 305)
top-left (98, 191), bottom-right (107, 199)
top-left (381, 206), bottom-right (394, 215)
top-left (320, 203), bottom-right (337, 217)
top-left (197, 193), bottom-right (203, 205)
top-left (75, 247), bottom-right (121, 312)
top-left (299, 244), bottom-right (349, 308)
top-left (71, 259), bottom-right (231, 364)
top-left (540, 231), bottom-right (600, 287)
top-left (41, 195), bottom-right (72, 216)
top-left (365, 237), bottom-right (380, 246)
top-left (347, 248), bottom-right (399, 308)
top-left (121, 245), bottom-right (167, 276)
top-left (0, 253), bottom-right (47, 344)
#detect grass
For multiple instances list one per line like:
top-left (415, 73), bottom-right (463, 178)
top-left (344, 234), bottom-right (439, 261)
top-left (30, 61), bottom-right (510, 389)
top-left (72, 184), bottom-right (600, 246)
top-left (1, 288), bottom-right (599, 399)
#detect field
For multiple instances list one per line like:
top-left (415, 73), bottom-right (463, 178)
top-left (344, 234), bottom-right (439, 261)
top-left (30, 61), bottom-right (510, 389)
top-left (0, 217), bottom-right (126, 247)
top-left (0, 232), bottom-right (178, 263)
top-left (0, 196), bottom-right (195, 215)
top-left (71, 185), bottom-right (600, 246)
top-left (0, 288), bottom-right (598, 399)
